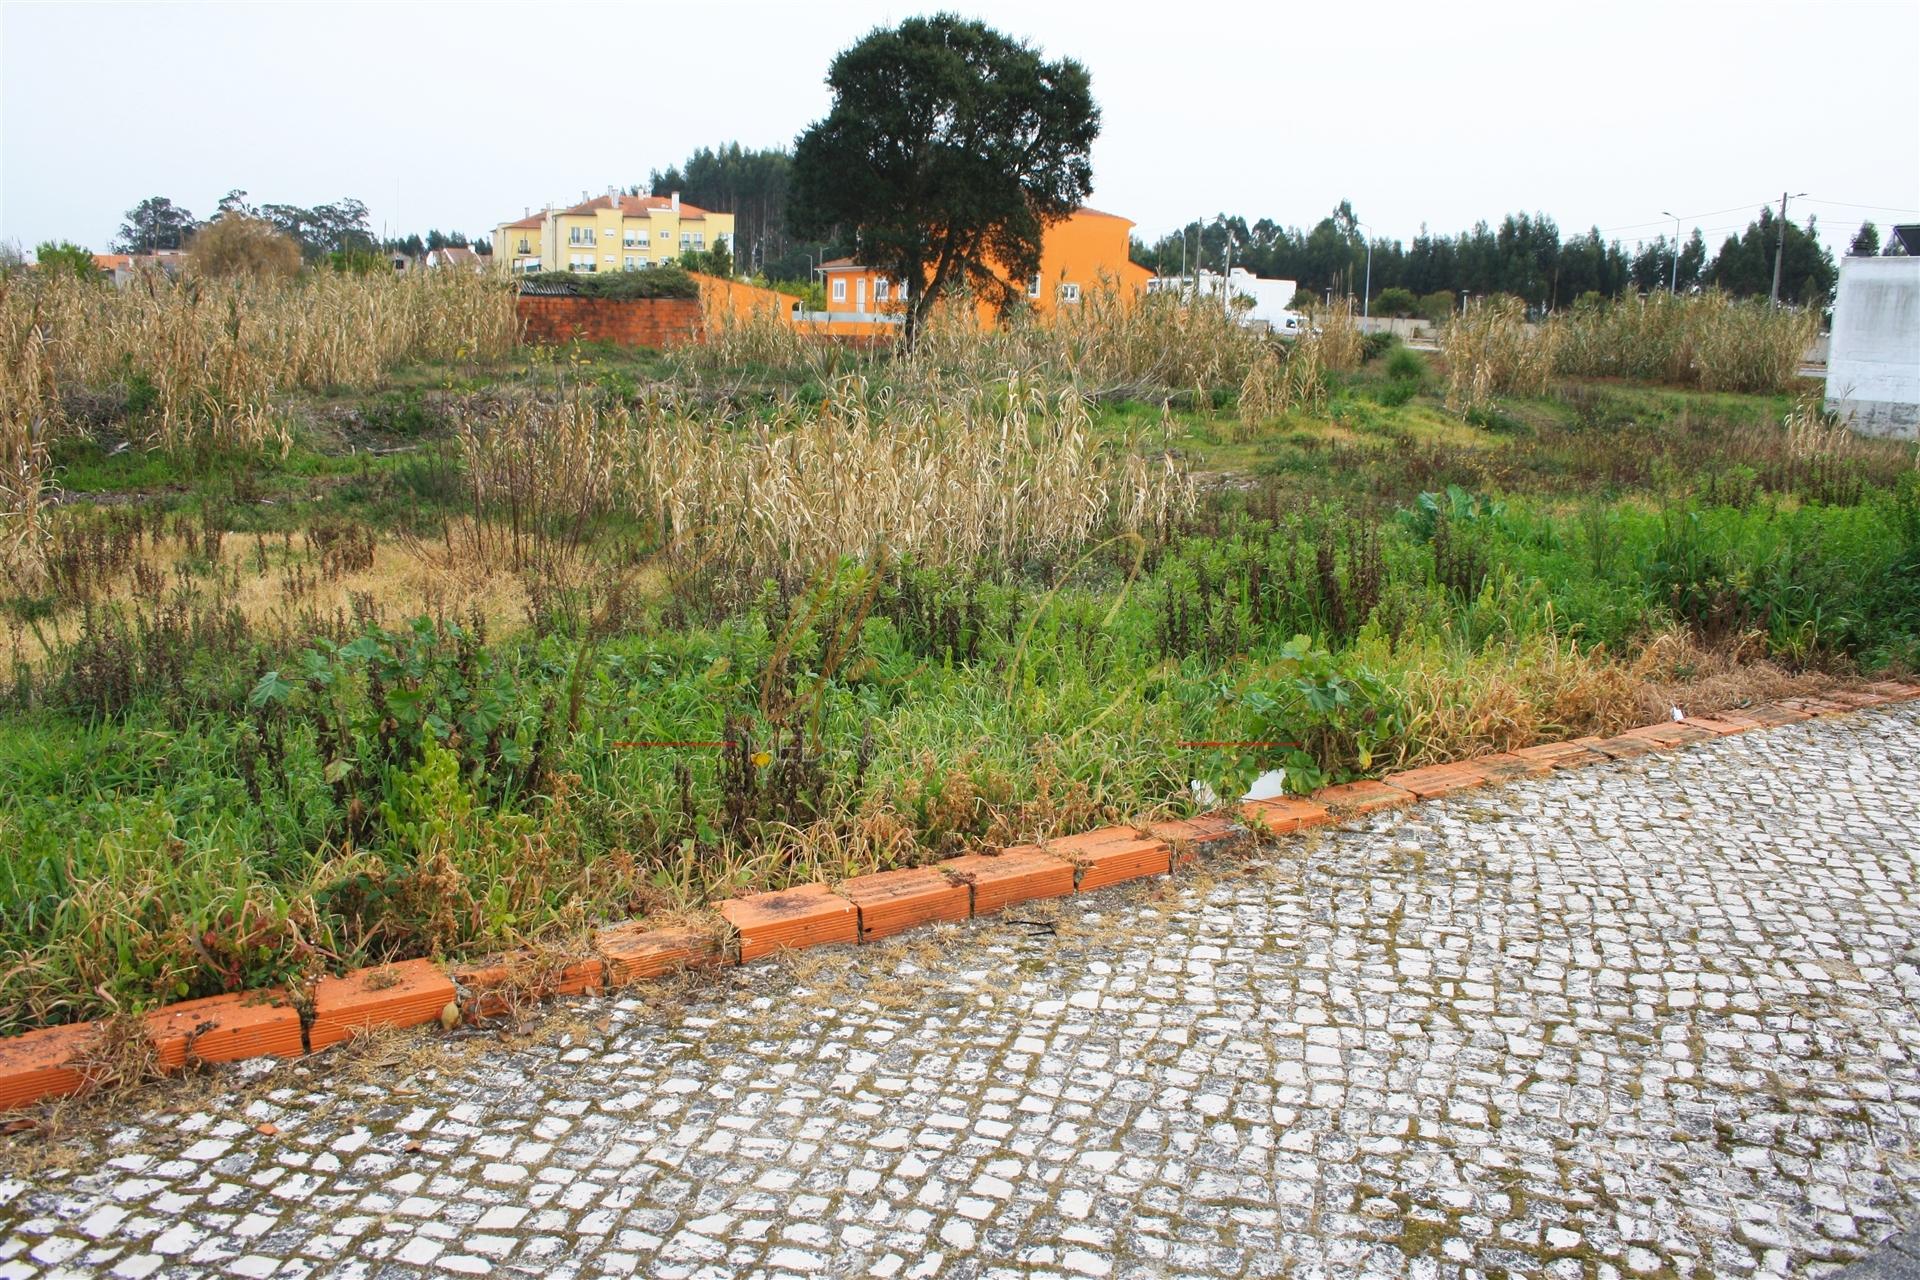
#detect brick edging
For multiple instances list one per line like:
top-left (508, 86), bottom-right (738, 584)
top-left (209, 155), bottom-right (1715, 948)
top-left (4, 680), bottom-right (1916, 1112)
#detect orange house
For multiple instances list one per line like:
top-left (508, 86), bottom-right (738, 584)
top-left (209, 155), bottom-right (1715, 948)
top-left (817, 207), bottom-right (1151, 327)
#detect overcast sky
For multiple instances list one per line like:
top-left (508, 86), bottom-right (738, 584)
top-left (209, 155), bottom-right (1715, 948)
top-left (3, 0), bottom-right (1917, 261)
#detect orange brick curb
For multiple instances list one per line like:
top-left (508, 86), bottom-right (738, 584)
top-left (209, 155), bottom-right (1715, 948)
top-left (309, 961), bottom-right (456, 1052)
top-left (4, 681), bottom-right (1917, 1112)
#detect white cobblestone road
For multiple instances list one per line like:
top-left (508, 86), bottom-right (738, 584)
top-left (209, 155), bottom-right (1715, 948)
top-left (3, 706), bottom-right (1919, 1280)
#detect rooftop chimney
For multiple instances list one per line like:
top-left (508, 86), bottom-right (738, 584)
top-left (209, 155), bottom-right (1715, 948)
top-left (671, 191), bottom-right (681, 213)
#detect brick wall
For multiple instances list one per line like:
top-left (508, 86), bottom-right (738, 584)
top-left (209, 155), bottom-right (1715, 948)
top-left (516, 295), bottom-right (704, 349)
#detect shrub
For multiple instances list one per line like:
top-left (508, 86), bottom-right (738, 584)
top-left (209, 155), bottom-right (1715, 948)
top-left (1385, 346), bottom-right (1426, 384)
top-left (1373, 287), bottom-right (1418, 318)
top-left (189, 216), bottom-right (303, 281)
top-left (1418, 291), bottom-right (1457, 324)
top-left (520, 267), bottom-right (699, 300)
top-left (33, 242), bottom-right (99, 282)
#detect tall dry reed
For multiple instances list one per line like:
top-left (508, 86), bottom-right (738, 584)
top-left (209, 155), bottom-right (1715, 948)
top-left (1442, 296), bottom-right (1561, 412)
top-left (454, 374), bottom-right (1197, 584)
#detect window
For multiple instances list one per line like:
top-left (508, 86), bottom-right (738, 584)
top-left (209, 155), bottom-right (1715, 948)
top-left (624, 229), bottom-right (648, 247)
top-left (516, 239), bottom-right (531, 254)
top-left (569, 226), bottom-right (595, 246)
top-left (831, 278), bottom-right (847, 302)
top-left (875, 279), bottom-right (890, 302)
top-left (1058, 282), bottom-right (1081, 305)
top-left (1028, 274), bottom-right (1042, 299)
top-left (516, 257), bottom-right (540, 273)
top-left (568, 254), bottom-right (596, 273)
top-left (693, 232), bottom-right (704, 247)
top-left (680, 233), bottom-right (692, 247)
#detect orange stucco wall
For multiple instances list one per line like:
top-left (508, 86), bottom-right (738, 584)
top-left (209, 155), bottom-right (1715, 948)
top-left (819, 209), bottom-right (1150, 327)
top-left (692, 273), bottom-right (802, 324)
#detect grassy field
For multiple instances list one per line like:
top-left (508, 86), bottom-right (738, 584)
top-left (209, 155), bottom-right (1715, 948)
top-left (1, 274), bottom-right (1914, 1035)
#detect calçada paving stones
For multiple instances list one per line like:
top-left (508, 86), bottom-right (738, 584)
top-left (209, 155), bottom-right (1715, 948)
top-left (2, 705), bottom-right (1918, 1278)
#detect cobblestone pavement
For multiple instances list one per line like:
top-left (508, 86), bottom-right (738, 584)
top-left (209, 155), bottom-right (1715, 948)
top-left (4, 705), bottom-right (1919, 1280)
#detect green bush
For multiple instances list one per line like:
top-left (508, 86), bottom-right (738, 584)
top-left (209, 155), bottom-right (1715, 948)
top-left (1418, 290), bottom-right (1457, 324)
top-left (1373, 287), bottom-right (1418, 318)
top-left (1385, 346), bottom-right (1426, 384)
top-left (519, 267), bottom-right (699, 300)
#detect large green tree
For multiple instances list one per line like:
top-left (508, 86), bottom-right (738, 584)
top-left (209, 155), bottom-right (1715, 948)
top-left (113, 196), bottom-right (198, 253)
top-left (788, 14), bottom-right (1099, 342)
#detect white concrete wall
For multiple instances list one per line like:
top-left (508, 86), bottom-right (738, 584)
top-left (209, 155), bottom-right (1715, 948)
top-left (1825, 255), bottom-right (1920, 440)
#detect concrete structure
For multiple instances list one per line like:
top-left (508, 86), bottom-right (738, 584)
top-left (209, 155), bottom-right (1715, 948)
top-left (495, 191), bottom-right (735, 275)
top-left (1150, 268), bottom-right (1304, 334)
top-left (1826, 254), bottom-right (1920, 439)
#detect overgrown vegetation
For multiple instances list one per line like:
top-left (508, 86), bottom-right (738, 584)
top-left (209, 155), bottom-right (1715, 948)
top-left (0, 268), bottom-right (1913, 1036)
top-left (518, 267), bottom-right (700, 301)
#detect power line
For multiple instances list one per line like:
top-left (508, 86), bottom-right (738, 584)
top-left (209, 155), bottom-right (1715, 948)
top-left (1802, 197), bottom-right (1920, 216)
top-left (1596, 199), bottom-right (1779, 236)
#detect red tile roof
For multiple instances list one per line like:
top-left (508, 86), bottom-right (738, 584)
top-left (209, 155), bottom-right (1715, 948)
top-left (502, 215), bottom-right (542, 229)
top-left (555, 194), bottom-right (713, 220)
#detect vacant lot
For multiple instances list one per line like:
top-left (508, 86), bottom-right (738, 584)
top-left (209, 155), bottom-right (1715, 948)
top-left (2, 273), bottom-right (1915, 1035)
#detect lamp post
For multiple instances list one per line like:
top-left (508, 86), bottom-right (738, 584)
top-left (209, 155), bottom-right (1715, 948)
top-left (1460, 289), bottom-right (1470, 316)
top-left (1661, 210), bottom-right (1681, 295)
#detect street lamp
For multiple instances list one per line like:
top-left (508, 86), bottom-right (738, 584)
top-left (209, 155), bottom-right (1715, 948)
top-left (1661, 210), bottom-right (1681, 295)
top-left (1460, 289), bottom-right (1470, 315)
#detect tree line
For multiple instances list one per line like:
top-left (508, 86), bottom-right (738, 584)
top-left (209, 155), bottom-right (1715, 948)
top-left (1129, 200), bottom-right (1890, 316)
top-left (112, 191), bottom-right (490, 263)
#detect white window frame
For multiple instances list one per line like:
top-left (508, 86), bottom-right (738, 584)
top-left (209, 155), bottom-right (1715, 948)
top-left (569, 226), bottom-right (595, 246)
top-left (875, 279), bottom-right (890, 302)
top-left (1028, 274), bottom-right (1042, 299)
top-left (831, 278), bottom-right (847, 302)
top-left (1058, 282), bottom-right (1081, 305)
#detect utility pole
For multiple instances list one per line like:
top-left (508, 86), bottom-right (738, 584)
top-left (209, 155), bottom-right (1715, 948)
top-left (1357, 221), bottom-right (1374, 321)
top-left (1768, 190), bottom-right (1806, 306)
top-left (1662, 210), bottom-right (1681, 295)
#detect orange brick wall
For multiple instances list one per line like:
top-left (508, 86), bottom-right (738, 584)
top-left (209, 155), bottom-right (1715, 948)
top-left (516, 295), bottom-right (704, 348)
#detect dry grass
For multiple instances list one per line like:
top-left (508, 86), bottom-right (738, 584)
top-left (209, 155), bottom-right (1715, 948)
top-left (453, 375), bottom-right (1198, 586)
top-left (0, 270), bottom-right (519, 588)
top-left (1555, 291), bottom-right (1817, 393)
top-left (1441, 296), bottom-right (1561, 412)
top-left (1444, 291), bottom-right (1819, 413)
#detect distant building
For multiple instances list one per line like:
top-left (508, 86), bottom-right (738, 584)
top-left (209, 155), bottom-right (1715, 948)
top-left (1826, 252), bottom-right (1920, 440)
top-left (1149, 268), bottom-right (1303, 333)
top-left (494, 192), bottom-right (735, 275)
top-left (91, 250), bottom-right (188, 285)
top-left (423, 245), bottom-right (483, 271)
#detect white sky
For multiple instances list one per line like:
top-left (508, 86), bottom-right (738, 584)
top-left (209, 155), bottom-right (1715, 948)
top-left (3, 0), bottom-right (1917, 260)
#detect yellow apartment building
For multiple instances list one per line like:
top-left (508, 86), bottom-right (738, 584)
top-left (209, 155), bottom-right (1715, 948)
top-left (494, 192), bottom-right (736, 274)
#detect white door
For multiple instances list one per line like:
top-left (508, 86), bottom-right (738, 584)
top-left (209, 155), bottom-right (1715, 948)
top-left (857, 277), bottom-right (867, 314)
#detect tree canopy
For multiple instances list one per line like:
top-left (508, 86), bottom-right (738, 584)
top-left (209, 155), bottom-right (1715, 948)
top-left (34, 241), bottom-right (98, 280)
top-left (114, 196), bottom-right (198, 254)
top-left (1130, 201), bottom-right (1840, 310)
top-left (648, 144), bottom-right (797, 277)
top-left (789, 14), bottom-right (1099, 341)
